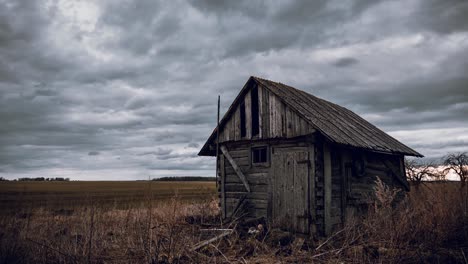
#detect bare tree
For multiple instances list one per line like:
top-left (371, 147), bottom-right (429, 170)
top-left (405, 159), bottom-right (438, 186)
top-left (443, 152), bottom-right (468, 186)
top-left (431, 168), bottom-right (448, 182)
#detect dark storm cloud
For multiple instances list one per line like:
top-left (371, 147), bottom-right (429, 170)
top-left (189, 0), bottom-right (380, 58)
top-left (333, 57), bottom-right (359, 67)
top-left (414, 0), bottom-right (468, 34)
top-left (34, 89), bottom-right (58, 97)
top-left (0, 0), bottom-right (467, 179)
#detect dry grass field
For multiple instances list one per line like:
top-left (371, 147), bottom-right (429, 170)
top-left (1, 180), bottom-right (467, 263)
top-left (0, 181), bottom-right (216, 214)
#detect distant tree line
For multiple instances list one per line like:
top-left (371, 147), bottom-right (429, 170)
top-left (406, 151), bottom-right (468, 187)
top-left (0, 177), bottom-right (71, 182)
top-left (152, 176), bottom-right (216, 182)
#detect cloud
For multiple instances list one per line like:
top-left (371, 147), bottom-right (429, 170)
top-left (187, 142), bottom-right (200, 148)
top-left (139, 148), bottom-right (172, 156)
top-left (34, 89), bottom-right (58, 97)
top-left (88, 151), bottom-right (100, 156)
top-left (413, 0), bottom-right (468, 34)
top-left (333, 57), bottom-right (359, 67)
top-left (0, 0), bottom-right (467, 180)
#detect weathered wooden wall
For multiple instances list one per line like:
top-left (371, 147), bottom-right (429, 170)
top-left (218, 143), bottom-right (269, 219)
top-left (218, 83), bottom-right (315, 143)
top-left (216, 132), bottom-right (407, 237)
top-left (313, 140), bottom-right (324, 235)
top-left (315, 140), bottom-right (344, 236)
top-left (314, 138), bottom-right (408, 236)
top-left (218, 138), bottom-right (315, 224)
top-left (345, 151), bottom-right (407, 214)
top-left (329, 147), bottom-right (344, 232)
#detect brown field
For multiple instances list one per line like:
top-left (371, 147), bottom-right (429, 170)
top-left (0, 181), bottom-right (216, 214)
top-left (0, 180), bottom-right (467, 263)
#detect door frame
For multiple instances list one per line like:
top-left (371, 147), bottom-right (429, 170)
top-left (269, 145), bottom-right (314, 234)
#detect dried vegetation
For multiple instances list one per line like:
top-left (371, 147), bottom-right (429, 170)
top-left (1, 180), bottom-right (467, 263)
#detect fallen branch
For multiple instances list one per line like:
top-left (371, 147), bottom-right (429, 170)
top-left (315, 229), bottom-right (345, 251)
top-left (200, 228), bottom-right (234, 232)
top-left (209, 244), bottom-right (231, 263)
top-left (192, 229), bottom-right (234, 251)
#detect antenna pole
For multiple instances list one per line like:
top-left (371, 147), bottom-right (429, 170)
top-left (215, 95), bottom-right (220, 190)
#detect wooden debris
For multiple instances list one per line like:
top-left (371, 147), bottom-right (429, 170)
top-left (192, 229), bottom-right (234, 251)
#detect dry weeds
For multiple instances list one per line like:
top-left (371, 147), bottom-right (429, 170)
top-left (1, 181), bottom-right (467, 263)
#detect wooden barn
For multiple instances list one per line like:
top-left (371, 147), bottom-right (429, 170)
top-left (198, 76), bottom-right (422, 236)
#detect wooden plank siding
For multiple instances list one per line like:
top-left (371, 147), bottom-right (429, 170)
top-left (314, 140), bottom-right (325, 235)
top-left (221, 138), bottom-right (317, 222)
top-left (323, 143), bottom-right (332, 236)
top-left (217, 85), bottom-right (315, 144)
top-left (344, 150), bottom-right (407, 215)
top-left (220, 146), bottom-right (250, 192)
top-left (245, 90), bottom-right (252, 140)
top-left (330, 148), bottom-right (343, 232)
top-left (271, 147), bottom-right (311, 233)
top-left (221, 144), bottom-right (269, 219)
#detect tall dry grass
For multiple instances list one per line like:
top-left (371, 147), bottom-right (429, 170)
top-left (310, 180), bottom-right (468, 263)
top-left (0, 196), bottom-right (220, 264)
top-left (1, 181), bottom-right (467, 263)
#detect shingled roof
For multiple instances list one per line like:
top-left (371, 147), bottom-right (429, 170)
top-left (199, 76), bottom-right (423, 157)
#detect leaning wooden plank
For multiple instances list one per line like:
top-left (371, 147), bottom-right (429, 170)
top-left (191, 229), bottom-right (234, 251)
top-left (383, 160), bottom-right (410, 191)
top-left (229, 193), bottom-right (248, 218)
top-left (220, 145), bottom-right (251, 192)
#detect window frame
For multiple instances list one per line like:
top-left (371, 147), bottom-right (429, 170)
top-left (250, 146), bottom-right (270, 167)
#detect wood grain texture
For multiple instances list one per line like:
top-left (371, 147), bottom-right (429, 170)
top-left (220, 146), bottom-right (250, 193)
top-left (245, 90), bottom-right (252, 139)
top-left (323, 143), bottom-right (332, 236)
top-left (271, 147), bottom-right (310, 234)
top-left (220, 155), bottom-right (226, 218)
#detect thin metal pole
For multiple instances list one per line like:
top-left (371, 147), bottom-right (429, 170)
top-left (215, 95), bottom-right (220, 190)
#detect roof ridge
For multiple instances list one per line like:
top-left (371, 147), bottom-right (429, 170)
top-left (199, 77), bottom-right (423, 157)
top-left (253, 77), bottom-right (422, 157)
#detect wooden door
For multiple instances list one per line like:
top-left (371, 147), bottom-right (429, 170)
top-left (271, 147), bottom-right (310, 234)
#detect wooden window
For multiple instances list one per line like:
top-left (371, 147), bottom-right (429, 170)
top-left (252, 147), bottom-right (268, 164)
top-left (251, 85), bottom-right (259, 136)
top-left (240, 102), bottom-right (246, 137)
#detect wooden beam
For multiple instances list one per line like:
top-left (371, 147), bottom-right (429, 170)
top-left (220, 154), bottom-right (226, 218)
top-left (323, 143), bottom-right (332, 236)
top-left (308, 144), bottom-right (315, 234)
top-left (220, 145), bottom-right (251, 192)
top-left (383, 160), bottom-right (410, 191)
top-left (216, 95), bottom-right (220, 190)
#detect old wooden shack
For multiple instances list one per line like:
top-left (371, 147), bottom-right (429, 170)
top-left (198, 76), bottom-right (422, 236)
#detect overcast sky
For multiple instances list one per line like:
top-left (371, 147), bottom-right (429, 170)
top-left (0, 0), bottom-right (467, 180)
